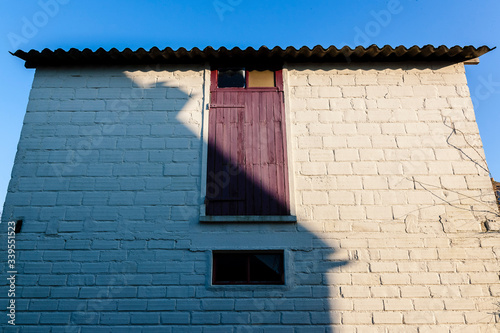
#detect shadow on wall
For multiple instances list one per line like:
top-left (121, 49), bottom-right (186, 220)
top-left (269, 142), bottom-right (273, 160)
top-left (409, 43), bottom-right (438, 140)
top-left (0, 66), bottom-right (349, 330)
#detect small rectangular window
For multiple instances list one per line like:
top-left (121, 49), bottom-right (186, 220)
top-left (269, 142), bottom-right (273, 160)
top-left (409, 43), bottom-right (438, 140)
top-left (248, 70), bottom-right (275, 88)
top-left (217, 68), bottom-right (246, 88)
top-left (212, 251), bottom-right (284, 285)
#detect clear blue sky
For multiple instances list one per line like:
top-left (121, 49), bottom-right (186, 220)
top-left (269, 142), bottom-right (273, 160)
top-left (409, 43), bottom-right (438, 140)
top-left (1, 0), bottom-right (499, 211)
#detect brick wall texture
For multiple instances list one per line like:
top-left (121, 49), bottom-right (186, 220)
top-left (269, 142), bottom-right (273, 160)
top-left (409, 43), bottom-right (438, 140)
top-left (1, 62), bottom-right (499, 332)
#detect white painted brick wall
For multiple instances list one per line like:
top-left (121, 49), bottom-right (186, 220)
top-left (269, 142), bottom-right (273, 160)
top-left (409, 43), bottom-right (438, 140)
top-left (0, 62), bottom-right (499, 331)
top-left (286, 61), bottom-right (500, 331)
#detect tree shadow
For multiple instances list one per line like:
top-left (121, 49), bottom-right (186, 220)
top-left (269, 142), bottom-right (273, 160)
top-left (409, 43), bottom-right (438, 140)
top-left (1, 65), bottom-right (349, 331)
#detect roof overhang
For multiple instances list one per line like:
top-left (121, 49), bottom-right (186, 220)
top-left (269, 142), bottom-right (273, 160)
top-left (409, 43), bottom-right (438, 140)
top-left (11, 45), bottom-right (494, 68)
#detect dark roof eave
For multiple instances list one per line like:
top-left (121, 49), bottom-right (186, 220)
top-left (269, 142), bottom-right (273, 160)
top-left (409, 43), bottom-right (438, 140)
top-left (11, 45), bottom-right (495, 68)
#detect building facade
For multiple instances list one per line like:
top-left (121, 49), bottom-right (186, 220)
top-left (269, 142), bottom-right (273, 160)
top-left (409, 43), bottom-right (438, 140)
top-left (2, 45), bottom-right (500, 331)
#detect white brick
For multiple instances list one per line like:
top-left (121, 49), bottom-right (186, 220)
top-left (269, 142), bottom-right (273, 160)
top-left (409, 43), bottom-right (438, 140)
top-left (442, 73), bottom-right (467, 85)
top-left (318, 86), bottom-right (341, 98)
top-left (344, 110), bottom-right (367, 122)
top-left (288, 75), bottom-right (308, 86)
top-left (373, 312), bottom-right (403, 324)
top-left (465, 175), bottom-right (493, 189)
top-left (330, 75), bottom-right (355, 86)
top-left (312, 206), bottom-right (339, 220)
top-left (404, 312), bottom-right (435, 324)
top-left (340, 286), bottom-right (370, 298)
top-left (295, 110), bottom-right (319, 122)
top-left (332, 124), bottom-right (357, 135)
top-left (318, 110), bottom-right (342, 122)
top-left (392, 109), bottom-right (418, 122)
top-left (298, 136), bottom-right (323, 148)
top-left (342, 86), bottom-right (365, 97)
top-left (381, 123), bottom-right (406, 134)
top-left (402, 73), bottom-right (420, 84)
top-left (302, 191), bottom-right (328, 205)
top-left (308, 75), bottom-right (331, 86)
top-left (401, 286), bottom-right (431, 297)
top-left (356, 74), bottom-right (378, 85)
top-left (327, 162), bottom-right (352, 175)
top-left (365, 206), bottom-right (393, 220)
top-left (413, 85), bottom-right (438, 97)
top-left (371, 136), bottom-right (397, 148)
top-left (301, 162), bottom-right (327, 175)
top-left (441, 175), bottom-right (468, 189)
top-left (330, 97), bottom-right (352, 109)
top-left (293, 86), bottom-right (312, 98)
top-left (388, 86), bottom-right (414, 97)
top-left (378, 74), bottom-right (403, 85)
top-left (384, 299), bottom-right (413, 311)
top-left (334, 149), bottom-right (359, 161)
top-left (309, 149), bottom-right (334, 161)
top-left (308, 123), bottom-right (332, 135)
top-left (346, 136), bottom-right (371, 148)
top-left (329, 191), bottom-right (355, 205)
top-left (367, 110), bottom-right (392, 122)
top-left (307, 98), bottom-right (330, 110)
top-left (352, 162), bottom-right (377, 175)
top-left (359, 149), bottom-right (384, 161)
top-left (323, 136), bottom-right (347, 148)
top-left (377, 162), bottom-right (403, 175)
top-left (336, 176), bottom-right (363, 189)
top-left (377, 98), bottom-right (402, 109)
top-left (357, 123), bottom-right (381, 134)
top-left (353, 299), bottom-right (383, 311)
top-left (339, 206), bottom-right (365, 220)
top-left (369, 263), bottom-right (398, 273)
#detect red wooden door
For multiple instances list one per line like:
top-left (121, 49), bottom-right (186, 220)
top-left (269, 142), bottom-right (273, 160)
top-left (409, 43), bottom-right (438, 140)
top-left (206, 70), bottom-right (289, 215)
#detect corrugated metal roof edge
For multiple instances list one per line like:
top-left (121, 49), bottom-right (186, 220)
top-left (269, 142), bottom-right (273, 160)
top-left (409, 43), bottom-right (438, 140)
top-left (11, 44), bottom-right (495, 68)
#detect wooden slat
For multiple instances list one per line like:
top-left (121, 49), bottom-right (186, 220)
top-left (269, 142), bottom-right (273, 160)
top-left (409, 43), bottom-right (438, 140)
top-left (237, 106), bottom-right (246, 215)
top-left (228, 92), bottom-right (238, 214)
top-left (260, 92), bottom-right (271, 214)
top-left (222, 93), bottom-right (231, 213)
top-left (244, 95), bottom-right (254, 215)
top-left (210, 104), bottom-right (244, 108)
top-left (251, 91), bottom-right (262, 215)
top-left (268, 93), bottom-right (279, 214)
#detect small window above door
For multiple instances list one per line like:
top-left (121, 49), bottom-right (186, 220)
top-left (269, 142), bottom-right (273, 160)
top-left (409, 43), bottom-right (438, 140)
top-left (216, 68), bottom-right (277, 89)
top-left (248, 70), bottom-right (275, 88)
top-left (217, 68), bottom-right (246, 88)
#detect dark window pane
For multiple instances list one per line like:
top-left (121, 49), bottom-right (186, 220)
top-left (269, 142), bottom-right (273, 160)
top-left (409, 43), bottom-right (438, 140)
top-left (213, 251), bottom-right (284, 285)
top-left (213, 253), bottom-right (248, 283)
top-left (249, 254), bottom-right (283, 283)
top-left (218, 69), bottom-right (245, 88)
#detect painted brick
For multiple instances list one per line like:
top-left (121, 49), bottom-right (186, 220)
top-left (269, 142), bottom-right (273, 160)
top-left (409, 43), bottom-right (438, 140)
top-left (147, 299), bottom-right (176, 311)
top-left (39, 312), bottom-right (71, 324)
top-left (2, 62), bottom-right (499, 332)
top-left (373, 312), bottom-right (403, 324)
top-left (404, 312), bottom-right (436, 324)
top-left (15, 312), bottom-right (41, 325)
top-left (117, 299), bottom-right (147, 311)
top-left (130, 312), bottom-right (160, 324)
top-left (161, 312), bottom-right (191, 324)
top-left (100, 313), bottom-right (131, 325)
top-left (191, 312), bottom-right (220, 324)
top-left (51, 287), bottom-right (80, 298)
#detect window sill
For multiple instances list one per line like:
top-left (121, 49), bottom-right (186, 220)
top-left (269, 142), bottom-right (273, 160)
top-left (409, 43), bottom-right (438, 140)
top-left (200, 215), bottom-right (297, 223)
